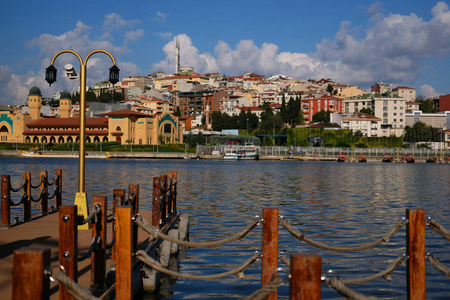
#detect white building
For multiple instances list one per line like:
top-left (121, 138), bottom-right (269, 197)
top-left (331, 112), bottom-right (381, 137)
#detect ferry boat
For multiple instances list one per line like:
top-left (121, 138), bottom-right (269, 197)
top-left (382, 154), bottom-right (394, 163)
top-left (405, 154), bottom-right (415, 163)
top-left (336, 154), bottom-right (347, 162)
top-left (358, 154), bottom-right (367, 163)
top-left (222, 143), bottom-right (258, 160)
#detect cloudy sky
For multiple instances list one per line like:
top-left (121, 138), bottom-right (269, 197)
top-left (1, 0), bottom-right (450, 105)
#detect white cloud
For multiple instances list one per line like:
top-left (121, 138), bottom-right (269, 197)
top-left (153, 12), bottom-right (167, 23)
top-left (102, 13), bottom-right (139, 31)
top-left (420, 84), bottom-right (440, 98)
top-left (156, 32), bottom-right (173, 39)
top-left (124, 29), bottom-right (144, 42)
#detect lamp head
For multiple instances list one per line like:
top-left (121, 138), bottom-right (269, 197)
top-left (45, 65), bottom-right (57, 86)
top-left (109, 65), bottom-right (120, 85)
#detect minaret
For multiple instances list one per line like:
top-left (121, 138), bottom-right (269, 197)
top-left (59, 91), bottom-right (72, 118)
top-left (28, 86), bottom-right (42, 120)
top-left (175, 38), bottom-right (180, 75)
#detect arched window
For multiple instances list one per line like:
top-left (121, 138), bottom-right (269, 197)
top-left (67, 136), bottom-right (73, 143)
top-left (25, 136), bottom-right (31, 143)
top-left (116, 126), bottom-right (121, 131)
top-left (103, 137), bottom-right (108, 142)
top-left (58, 136), bottom-right (65, 143)
top-left (164, 123), bottom-right (172, 133)
top-left (33, 136), bottom-right (39, 143)
top-left (93, 136), bottom-right (100, 143)
top-left (0, 125), bottom-right (8, 132)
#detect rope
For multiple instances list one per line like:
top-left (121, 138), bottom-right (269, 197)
top-left (78, 236), bottom-right (100, 262)
top-left (30, 175), bottom-right (45, 189)
top-left (30, 189), bottom-right (46, 203)
top-left (106, 216), bottom-right (115, 223)
top-left (10, 193), bottom-right (27, 206)
top-left (136, 250), bottom-right (258, 280)
top-left (53, 272), bottom-right (100, 300)
top-left (78, 204), bottom-right (101, 225)
top-left (427, 254), bottom-right (450, 278)
top-left (280, 218), bottom-right (403, 252)
top-left (46, 173), bottom-right (59, 186)
top-left (427, 219), bottom-right (450, 241)
top-left (48, 186), bottom-right (58, 199)
top-left (242, 274), bottom-right (284, 300)
top-left (135, 215), bottom-right (259, 248)
top-left (325, 277), bottom-right (381, 300)
top-left (126, 190), bottom-right (135, 205)
top-left (106, 232), bottom-right (115, 249)
top-left (10, 178), bottom-right (27, 193)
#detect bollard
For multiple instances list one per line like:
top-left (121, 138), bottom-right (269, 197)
top-left (91, 196), bottom-right (107, 289)
top-left (112, 189), bottom-right (125, 263)
top-left (290, 253), bottom-right (322, 300)
top-left (1, 175), bottom-right (11, 228)
top-left (12, 247), bottom-right (50, 300)
top-left (262, 208), bottom-right (279, 300)
top-left (40, 171), bottom-right (48, 215)
top-left (406, 209), bottom-right (426, 300)
top-left (116, 206), bottom-right (133, 299)
top-left (152, 177), bottom-right (161, 226)
top-left (59, 205), bottom-right (78, 300)
top-left (23, 172), bottom-right (31, 221)
top-left (55, 169), bottom-right (62, 208)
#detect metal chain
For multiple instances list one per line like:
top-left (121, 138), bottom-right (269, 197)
top-left (280, 217), bottom-right (403, 252)
top-left (427, 254), bottom-right (450, 278)
top-left (135, 215), bottom-right (259, 248)
top-left (427, 219), bottom-right (450, 241)
top-left (136, 249), bottom-right (258, 280)
top-left (325, 277), bottom-right (381, 300)
top-left (10, 177), bottom-right (27, 193)
top-left (242, 274), bottom-right (284, 300)
top-left (52, 271), bottom-right (100, 300)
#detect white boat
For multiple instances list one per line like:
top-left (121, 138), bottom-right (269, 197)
top-left (223, 143), bottom-right (240, 160)
top-left (222, 143), bottom-right (258, 160)
top-left (18, 150), bottom-right (107, 159)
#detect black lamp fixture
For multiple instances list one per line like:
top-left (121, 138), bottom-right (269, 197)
top-left (109, 65), bottom-right (120, 85)
top-left (45, 65), bottom-right (57, 86)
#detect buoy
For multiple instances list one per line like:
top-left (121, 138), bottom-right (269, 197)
top-left (179, 214), bottom-right (190, 241)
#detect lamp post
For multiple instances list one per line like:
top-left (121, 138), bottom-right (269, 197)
top-left (45, 50), bottom-right (119, 228)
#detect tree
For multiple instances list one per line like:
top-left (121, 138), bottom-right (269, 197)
top-left (312, 110), bottom-right (331, 123)
top-left (359, 107), bottom-right (374, 116)
top-left (173, 106), bottom-right (181, 117)
top-left (326, 84), bottom-right (334, 94)
top-left (280, 94), bottom-right (289, 123)
top-left (404, 121), bottom-right (436, 143)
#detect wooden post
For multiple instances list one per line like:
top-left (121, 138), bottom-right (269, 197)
top-left (171, 171), bottom-right (177, 213)
top-left (160, 175), bottom-right (168, 221)
top-left (166, 173), bottom-right (172, 215)
top-left (12, 247), bottom-right (50, 300)
top-left (40, 171), bottom-right (48, 215)
top-left (290, 253), bottom-right (322, 300)
top-left (1, 175), bottom-right (11, 228)
top-left (55, 169), bottom-right (62, 208)
top-left (23, 172), bottom-right (31, 221)
top-left (59, 205), bottom-right (78, 300)
top-left (91, 196), bottom-right (107, 289)
top-left (406, 209), bottom-right (426, 300)
top-left (129, 185), bottom-right (139, 250)
top-left (116, 206), bottom-right (133, 299)
top-left (112, 189), bottom-right (125, 263)
top-left (152, 177), bottom-right (161, 226)
top-left (262, 208), bottom-right (279, 300)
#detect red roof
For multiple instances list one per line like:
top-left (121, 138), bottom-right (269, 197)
top-left (102, 109), bottom-right (153, 118)
top-left (26, 117), bottom-right (108, 128)
top-left (22, 130), bottom-right (108, 135)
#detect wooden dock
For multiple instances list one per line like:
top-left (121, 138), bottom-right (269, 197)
top-left (0, 209), bottom-right (154, 299)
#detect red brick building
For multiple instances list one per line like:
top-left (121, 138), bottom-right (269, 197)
top-left (301, 94), bottom-right (343, 124)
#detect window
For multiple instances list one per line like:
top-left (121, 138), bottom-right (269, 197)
top-left (400, 119), bottom-right (403, 122)
top-left (393, 119), bottom-right (397, 122)
top-left (164, 123), bottom-right (172, 133)
top-left (383, 101), bottom-right (388, 105)
top-left (383, 113), bottom-right (388, 117)
top-left (393, 113), bottom-right (397, 116)
top-left (116, 126), bottom-right (121, 131)
top-left (400, 107), bottom-right (403, 110)
top-left (394, 107), bottom-right (397, 110)
top-left (383, 119), bottom-right (388, 123)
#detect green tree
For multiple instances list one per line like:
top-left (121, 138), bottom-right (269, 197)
top-left (280, 94), bottom-right (289, 123)
top-left (404, 121), bottom-right (436, 143)
top-left (173, 106), bottom-right (181, 117)
top-left (417, 97), bottom-right (437, 113)
top-left (312, 110), bottom-right (331, 123)
top-left (359, 107), bottom-right (374, 116)
top-left (326, 84), bottom-right (334, 94)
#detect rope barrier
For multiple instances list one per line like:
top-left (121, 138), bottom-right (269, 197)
top-left (78, 236), bottom-right (100, 262)
top-left (10, 193), bottom-right (27, 207)
top-left (427, 254), bottom-right (450, 278)
top-left (135, 215), bottom-right (259, 248)
top-left (48, 186), bottom-right (58, 200)
top-left (10, 178), bottom-right (27, 193)
top-left (106, 232), bottom-right (115, 249)
top-left (280, 217), bottom-right (403, 252)
top-left (242, 274), bottom-right (284, 300)
top-left (136, 250), bottom-right (258, 280)
top-left (52, 271), bottom-right (100, 300)
top-left (427, 219), bottom-right (450, 241)
top-left (126, 190), bottom-right (135, 205)
top-left (30, 189), bottom-right (46, 203)
top-left (325, 277), bottom-right (381, 300)
top-left (77, 204), bottom-right (101, 225)
top-left (46, 173), bottom-right (59, 186)
top-left (30, 175), bottom-right (45, 189)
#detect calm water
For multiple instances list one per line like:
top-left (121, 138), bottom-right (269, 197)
top-left (1, 157), bottom-right (449, 299)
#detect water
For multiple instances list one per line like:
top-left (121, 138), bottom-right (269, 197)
top-left (1, 157), bottom-right (449, 299)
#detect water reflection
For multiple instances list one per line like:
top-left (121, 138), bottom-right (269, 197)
top-left (1, 157), bottom-right (449, 299)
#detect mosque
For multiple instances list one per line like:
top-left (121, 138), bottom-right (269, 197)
top-left (0, 87), bottom-right (183, 145)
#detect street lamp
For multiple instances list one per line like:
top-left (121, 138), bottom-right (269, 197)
top-left (45, 49), bottom-right (119, 228)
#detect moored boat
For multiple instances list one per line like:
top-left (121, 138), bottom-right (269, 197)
top-left (426, 157), bottom-right (438, 163)
top-left (358, 154), bottom-right (367, 163)
top-left (405, 154), bottom-right (415, 163)
top-left (18, 150), bottom-right (107, 159)
top-left (382, 154), bottom-right (394, 163)
top-left (336, 154), bottom-right (347, 162)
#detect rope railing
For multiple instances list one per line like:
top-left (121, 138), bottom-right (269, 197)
top-left (9, 177), bottom-right (27, 193)
top-left (242, 274), bottom-right (284, 300)
top-left (280, 217), bottom-right (403, 252)
top-left (30, 175), bottom-right (45, 189)
top-left (46, 172), bottom-right (59, 186)
top-left (77, 204), bottom-right (101, 225)
top-left (324, 277), bottom-right (381, 300)
top-left (427, 254), bottom-right (450, 278)
top-left (47, 185), bottom-right (59, 200)
top-left (30, 189), bottom-right (47, 203)
top-left (77, 236), bottom-right (101, 262)
top-left (50, 270), bottom-right (100, 300)
top-left (10, 193), bottom-right (27, 207)
top-left (427, 218), bottom-right (450, 241)
top-left (136, 249), bottom-right (258, 280)
top-left (135, 214), bottom-right (259, 248)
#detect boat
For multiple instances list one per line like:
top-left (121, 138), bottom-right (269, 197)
top-left (382, 154), bottom-right (394, 163)
top-left (223, 143), bottom-right (240, 160)
top-left (336, 154), bottom-right (347, 162)
top-left (405, 154), bottom-right (415, 163)
top-left (358, 154), bottom-right (367, 163)
top-left (237, 143), bottom-right (258, 160)
top-left (426, 157), bottom-right (438, 163)
top-left (222, 143), bottom-right (258, 160)
top-left (18, 150), bottom-right (107, 159)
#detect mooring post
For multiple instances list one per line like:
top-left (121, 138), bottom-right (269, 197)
top-left (40, 171), bottom-right (48, 216)
top-left (1, 175), bottom-right (11, 228)
top-left (152, 177), bottom-right (161, 226)
top-left (116, 205), bottom-right (133, 299)
top-left (92, 196), bottom-right (107, 289)
top-left (290, 253), bottom-right (322, 300)
top-left (23, 172), bottom-right (31, 221)
top-left (112, 189), bottom-right (125, 263)
top-left (262, 208), bottom-right (279, 300)
top-left (55, 169), bottom-right (62, 208)
top-left (166, 173), bottom-right (173, 215)
top-left (12, 247), bottom-right (50, 300)
top-left (59, 205), bottom-right (78, 300)
top-left (406, 209), bottom-right (426, 300)
top-left (161, 174), bottom-right (168, 221)
top-left (129, 185), bottom-right (139, 250)
top-left (171, 171), bottom-right (177, 213)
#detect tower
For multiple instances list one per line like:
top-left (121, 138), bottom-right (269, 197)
top-left (28, 86), bottom-right (42, 120)
top-left (59, 91), bottom-right (72, 118)
top-left (175, 38), bottom-right (180, 75)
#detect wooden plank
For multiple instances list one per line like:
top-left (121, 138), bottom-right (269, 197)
top-left (290, 253), bottom-right (322, 300)
top-left (40, 171), bottom-right (48, 216)
top-left (59, 205), bottom-right (78, 300)
top-left (406, 209), bottom-right (426, 300)
top-left (115, 206), bottom-right (133, 299)
top-left (91, 196), bottom-right (107, 289)
top-left (112, 189), bottom-right (125, 263)
top-left (23, 173), bottom-right (31, 221)
top-left (1, 175), bottom-right (11, 228)
top-left (152, 177), bottom-right (161, 226)
top-left (262, 208), bottom-right (279, 300)
top-left (55, 170), bottom-right (62, 208)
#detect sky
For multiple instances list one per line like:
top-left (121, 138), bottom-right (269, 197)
top-left (1, 0), bottom-right (450, 105)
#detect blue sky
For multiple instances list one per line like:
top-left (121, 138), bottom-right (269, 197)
top-left (1, 0), bottom-right (449, 105)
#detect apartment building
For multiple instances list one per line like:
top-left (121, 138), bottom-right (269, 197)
top-left (178, 90), bottom-right (215, 118)
top-left (331, 112), bottom-right (381, 137)
top-left (373, 97), bottom-right (406, 137)
top-left (301, 94), bottom-right (343, 124)
top-left (392, 86), bottom-right (416, 101)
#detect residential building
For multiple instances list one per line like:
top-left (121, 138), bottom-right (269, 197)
top-left (372, 97), bottom-right (406, 137)
top-left (431, 94), bottom-right (450, 112)
top-left (333, 84), bottom-right (365, 98)
top-left (405, 110), bottom-right (450, 129)
top-left (331, 112), bottom-right (381, 137)
top-left (371, 82), bottom-right (391, 94)
top-left (178, 90), bottom-right (215, 118)
top-left (301, 94), bottom-right (343, 124)
top-left (406, 101), bottom-right (420, 112)
top-left (392, 86), bottom-right (416, 101)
